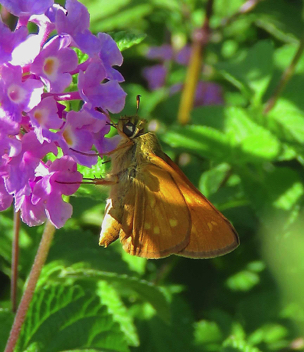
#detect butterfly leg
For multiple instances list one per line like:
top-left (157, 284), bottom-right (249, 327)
top-left (91, 175), bottom-right (119, 185)
top-left (103, 139), bottom-right (134, 156)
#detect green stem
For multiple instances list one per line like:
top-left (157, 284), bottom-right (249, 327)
top-left (5, 220), bottom-right (56, 352)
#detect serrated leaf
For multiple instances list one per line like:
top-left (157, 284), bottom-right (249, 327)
top-left (97, 281), bottom-right (139, 346)
top-left (16, 284), bottom-right (129, 352)
top-left (77, 158), bottom-right (108, 179)
top-left (192, 105), bottom-right (281, 162)
top-left (269, 100), bottom-right (304, 144)
top-left (61, 268), bottom-right (170, 323)
top-left (224, 107), bottom-right (280, 161)
top-left (112, 31), bottom-right (146, 51)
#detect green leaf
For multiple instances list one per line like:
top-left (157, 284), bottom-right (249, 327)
top-left (73, 47), bottom-right (89, 64)
top-left (0, 211), bottom-right (42, 278)
top-left (61, 268), bottom-right (170, 323)
top-left (44, 229), bottom-right (136, 277)
top-left (112, 31), bottom-right (146, 51)
top-left (221, 323), bottom-right (261, 351)
top-left (221, 338), bottom-right (262, 352)
top-left (97, 281), bottom-right (139, 346)
top-left (162, 125), bottom-right (231, 162)
top-left (90, 2), bottom-right (153, 32)
top-left (216, 41), bottom-right (274, 105)
top-left (268, 100), bottom-right (304, 144)
top-left (253, 0), bottom-right (302, 43)
top-left (240, 166), bottom-right (304, 221)
top-left (274, 44), bottom-right (304, 74)
top-left (192, 106), bottom-right (280, 162)
top-left (248, 323), bottom-right (288, 346)
top-left (194, 320), bottom-right (223, 350)
top-left (213, 0), bottom-right (244, 19)
top-left (74, 183), bottom-right (109, 201)
top-left (191, 105), bottom-right (226, 130)
top-left (120, 250), bottom-right (147, 275)
top-left (199, 163), bottom-right (231, 198)
top-left (77, 156), bottom-right (108, 179)
top-left (135, 295), bottom-right (195, 352)
top-left (0, 309), bottom-right (14, 352)
top-left (226, 270), bottom-right (260, 292)
top-left (225, 107), bottom-right (280, 161)
top-left (16, 284), bottom-right (129, 352)
top-left (0, 214), bottom-right (15, 265)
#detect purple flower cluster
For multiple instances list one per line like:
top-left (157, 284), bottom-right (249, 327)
top-left (143, 44), bottom-right (223, 106)
top-left (0, 0), bottom-right (126, 228)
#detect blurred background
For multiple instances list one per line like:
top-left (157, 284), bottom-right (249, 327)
top-left (1, 0), bottom-right (304, 351)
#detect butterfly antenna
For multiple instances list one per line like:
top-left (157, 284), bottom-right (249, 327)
top-left (136, 95), bottom-right (141, 115)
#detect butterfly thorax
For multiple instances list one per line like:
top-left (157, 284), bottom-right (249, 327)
top-left (109, 130), bottom-right (165, 181)
top-left (104, 121), bottom-right (166, 230)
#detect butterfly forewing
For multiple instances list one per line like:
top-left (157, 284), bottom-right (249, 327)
top-left (120, 163), bottom-right (191, 258)
top-left (150, 154), bottom-right (239, 258)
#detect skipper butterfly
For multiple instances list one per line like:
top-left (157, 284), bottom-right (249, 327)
top-left (97, 115), bottom-right (239, 259)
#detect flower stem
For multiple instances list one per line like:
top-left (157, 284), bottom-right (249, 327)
top-left (4, 220), bottom-right (56, 352)
top-left (264, 34), bottom-right (304, 114)
top-left (11, 211), bottom-right (21, 313)
top-left (177, 0), bottom-right (213, 125)
top-left (217, 0), bottom-right (262, 28)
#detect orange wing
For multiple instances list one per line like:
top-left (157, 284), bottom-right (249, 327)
top-left (119, 163), bottom-right (191, 259)
top-left (150, 153), bottom-right (239, 258)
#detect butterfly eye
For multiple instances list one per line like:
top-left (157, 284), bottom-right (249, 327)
top-left (123, 121), bottom-right (135, 137)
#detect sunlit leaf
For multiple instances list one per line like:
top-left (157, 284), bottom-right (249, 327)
top-left (16, 285), bottom-right (129, 352)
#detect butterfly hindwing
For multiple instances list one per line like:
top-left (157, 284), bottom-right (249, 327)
top-left (151, 153), bottom-right (239, 258)
top-left (99, 197), bottom-right (122, 247)
top-left (120, 162), bottom-right (191, 258)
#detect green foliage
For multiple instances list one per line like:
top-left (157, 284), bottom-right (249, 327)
top-left (15, 284), bottom-right (129, 352)
top-left (2, 1), bottom-right (304, 351)
top-left (112, 31), bottom-right (147, 51)
top-left (216, 41), bottom-right (274, 105)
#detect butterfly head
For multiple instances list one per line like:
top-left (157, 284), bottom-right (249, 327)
top-left (117, 116), bottom-right (147, 139)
